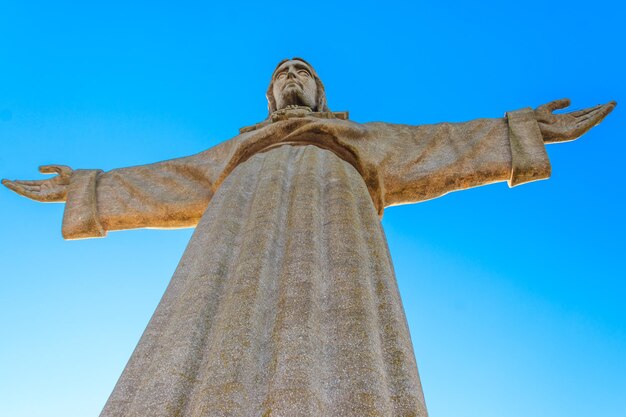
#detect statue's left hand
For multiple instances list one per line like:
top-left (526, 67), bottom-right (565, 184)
top-left (2, 165), bottom-right (73, 202)
top-left (535, 98), bottom-right (616, 143)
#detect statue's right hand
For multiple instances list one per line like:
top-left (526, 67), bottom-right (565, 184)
top-left (2, 165), bottom-right (73, 202)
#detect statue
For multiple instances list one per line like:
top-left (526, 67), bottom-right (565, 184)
top-left (3, 58), bottom-right (615, 417)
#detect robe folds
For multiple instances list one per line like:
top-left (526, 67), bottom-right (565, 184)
top-left (62, 108), bottom-right (550, 417)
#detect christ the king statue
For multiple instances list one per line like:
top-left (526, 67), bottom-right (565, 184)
top-left (3, 58), bottom-right (615, 417)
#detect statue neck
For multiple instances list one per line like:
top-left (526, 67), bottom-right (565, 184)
top-left (239, 108), bottom-right (349, 134)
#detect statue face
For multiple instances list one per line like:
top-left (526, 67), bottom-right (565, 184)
top-left (272, 60), bottom-right (318, 111)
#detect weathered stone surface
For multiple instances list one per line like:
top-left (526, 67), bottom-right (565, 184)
top-left (2, 58), bottom-right (615, 416)
top-left (101, 145), bottom-right (427, 416)
top-left (59, 104), bottom-right (551, 240)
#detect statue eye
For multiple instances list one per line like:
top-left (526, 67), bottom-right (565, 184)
top-left (298, 70), bottom-right (310, 77)
top-left (276, 72), bottom-right (287, 80)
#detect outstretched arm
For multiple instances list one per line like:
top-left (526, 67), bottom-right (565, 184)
top-left (3, 142), bottom-right (234, 239)
top-left (363, 99), bottom-right (615, 208)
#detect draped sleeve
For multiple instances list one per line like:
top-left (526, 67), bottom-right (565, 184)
top-left (62, 140), bottom-right (235, 240)
top-left (360, 107), bottom-right (551, 208)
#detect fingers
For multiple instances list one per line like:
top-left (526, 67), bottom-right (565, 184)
top-left (539, 98), bottom-right (571, 113)
top-left (14, 181), bottom-right (42, 191)
top-left (3, 164), bottom-right (72, 202)
top-left (574, 101), bottom-right (616, 132)
top-left (3, 179), bottom-right (41, 193)
top-left (39, 164), bottom-right (62, 174)
top-left (2, 179), bottom-right (44, 201)
top-left (2, 179), bottom-right (20, 193)
top-left (9, 179), bottom-right (45, 186)
top-left (570, 100), bottom-right (617, 118)
top-left (39, 164), bottom-right (72, 176)
top-left (577, 101), bottom-right (616, 124)
top-left (539, 99), bottom-right (616, 143)
top-left (569, 104), bottom-right (604, 117)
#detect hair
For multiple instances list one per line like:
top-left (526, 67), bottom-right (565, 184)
top-left (266, 57), bottom-right (329, 115)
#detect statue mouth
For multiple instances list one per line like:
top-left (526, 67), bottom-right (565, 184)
top-left (284, 80), bottom-right (301, 89)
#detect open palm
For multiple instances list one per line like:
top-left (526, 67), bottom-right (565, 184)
top-left (2, 165), bottom-right (73, 202)
top-left (535, 98), bottom-right (616, 143)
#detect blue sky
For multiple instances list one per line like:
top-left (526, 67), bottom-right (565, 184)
top-left (1, 1), bottom-right (624, 416)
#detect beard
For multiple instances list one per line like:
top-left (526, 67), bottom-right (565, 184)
top-left (277, 84), bottom-right (316, 109)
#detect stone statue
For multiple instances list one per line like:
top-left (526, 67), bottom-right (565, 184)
top-left (3, 58), bottom-right (615, 417)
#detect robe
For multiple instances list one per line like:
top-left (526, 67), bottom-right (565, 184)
top-left (62, 107), bottom-right (550, 417)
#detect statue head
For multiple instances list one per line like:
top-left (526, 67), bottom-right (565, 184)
top-left (266, 58), bottom-right (329, 115)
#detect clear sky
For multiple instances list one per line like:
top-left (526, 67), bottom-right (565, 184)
top-left (1, 1), bottom-right (624, 416)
